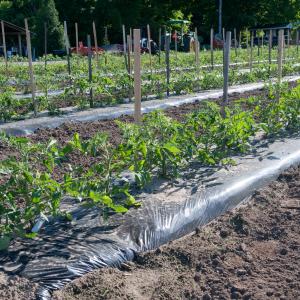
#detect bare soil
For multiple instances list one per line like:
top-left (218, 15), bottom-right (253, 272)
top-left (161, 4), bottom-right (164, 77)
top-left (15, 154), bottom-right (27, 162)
top-left (51, 165), bottom-right (300, 300)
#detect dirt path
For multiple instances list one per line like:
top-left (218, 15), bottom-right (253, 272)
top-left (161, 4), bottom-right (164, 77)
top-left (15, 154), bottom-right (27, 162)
top-left (52, 166), bottom-right (300, 300)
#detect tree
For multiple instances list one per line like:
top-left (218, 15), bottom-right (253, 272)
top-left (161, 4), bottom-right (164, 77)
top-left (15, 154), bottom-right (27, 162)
top-left (0, 0), bottom-right (64, 55)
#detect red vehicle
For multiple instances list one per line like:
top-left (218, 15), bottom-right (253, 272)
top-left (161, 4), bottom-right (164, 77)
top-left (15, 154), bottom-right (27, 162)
top-left (213, 36), bottom-right (224, 49)
top-left (71, 42), bottom-right (104, 56)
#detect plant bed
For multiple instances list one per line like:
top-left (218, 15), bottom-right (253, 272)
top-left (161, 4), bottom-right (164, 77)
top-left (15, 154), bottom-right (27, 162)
top-left (50, 165), bottom-right (300, 300)
top-left (0, 79), bottom-right (299, 298)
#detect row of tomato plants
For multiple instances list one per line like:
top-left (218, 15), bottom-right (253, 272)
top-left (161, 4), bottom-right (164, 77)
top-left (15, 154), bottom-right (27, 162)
top-left (1, 46), bottom-right (297, 81)
top-left (0, 81), bottom-right (299, 249)
top-left (1, 61), bottom-right (300, 123)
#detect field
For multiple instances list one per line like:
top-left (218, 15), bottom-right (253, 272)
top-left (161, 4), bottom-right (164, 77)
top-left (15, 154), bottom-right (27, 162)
top-left (0, 42), bottom-right (299, 300)
top-left (0, 45), bottom-right (300, 122)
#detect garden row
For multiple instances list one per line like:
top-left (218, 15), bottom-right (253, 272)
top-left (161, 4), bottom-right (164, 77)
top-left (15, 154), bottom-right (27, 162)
top-left (0, 81), bottom-right (299, 249)
top-left (1, 59), bottom-right (300, 122)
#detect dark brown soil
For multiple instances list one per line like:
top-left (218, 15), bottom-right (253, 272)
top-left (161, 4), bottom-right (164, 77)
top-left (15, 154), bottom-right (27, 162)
top-left (30, 86), bottom-right (271, 146)
top-left (51, 165), bottom-right (300, 300)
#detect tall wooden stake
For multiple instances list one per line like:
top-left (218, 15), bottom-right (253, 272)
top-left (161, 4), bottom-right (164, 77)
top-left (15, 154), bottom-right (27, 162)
top-left (222, 31), bottom-right (231, 117)
top-left (92, 21), bottom-right (99, 67)
top-left (234, 28), bottom-right (237, 56)
top-left (1, 20), bottom-right (7, 73)
top-left (165, 34), bottom-right (170, 97)
top-left (18, 33), bottom-right (22, 56)
top-left (174, 30), bottom-right (178, 61)
top-left (268, 29), bottom-right (272, 68)
top-left (250, 32), bottom-right (253, 72)
top-left (87, 34), bottom-right (93, 107)
top-left (44, 22), bottom-right (48, 70)
top-left (127, 34), bottom-right (131, 74)
top-left (133, 29), bottom-right (141, 124)
top-left (147, 24), bottom-right (152, 75)
top-left (195, 29), bottom-right (200, 92)
top-left (64, 21), bottom-right (71, 75)
top-left (296, 30), bottom-right (299, 55)
top-left (277, 29), bottom-right (284, 85)
top-left (122, 24), bottom-right (128, 72)
top-left (210, 28), bottom-right (214, 69)
top-left (158, 27), bottom-right (161, 64)
top-left (75, 22), bottom-right (79, 54)
top-left (24, 19), bottom-right (37, 116)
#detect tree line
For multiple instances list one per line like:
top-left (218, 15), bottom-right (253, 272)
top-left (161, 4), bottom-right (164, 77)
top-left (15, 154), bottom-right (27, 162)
top-left (0, 0), bottom-right (299, 54)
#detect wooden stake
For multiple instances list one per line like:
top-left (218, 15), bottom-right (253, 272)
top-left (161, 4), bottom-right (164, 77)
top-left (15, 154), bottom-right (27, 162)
top-left (234, 28), bottom-right (237, 56)
top-left (64, 21), bottom-right (71, 75)
top-left (122, 24), bottom-right (127, 72)
top-left (93, 21), bottom-right (99, 67)
top-left (87, 34), bottom-right (93, 107)
top-left (246, 29), bottom-right (249, 51)
top-left (75, 22), bottom-right (79, 54)
top-left (222, 27), bottom-right (225, 66)
top-left (127, 34), bottom-right (131, 74)
top-left (1, 20), bottom-right (7, 72)
top-left (158, 27), bottom-right (161, 64)
top-left (195, 30), bottom-right (200, 92)
top-left (297, 30), bottom-right (299, 54)
top-left (133, 29), bottom-right (141, 123)
top-left (210, 28), bottom-right (214, 69)
top-left (44, 22), bottom-right (47, 70)
top-left (250, 32), bottom-right (253, 72)
top-left (147, 24), bottom-right (152, 75)
top-left (165, 34), bottom-right (170, 97)
top-left (222, 31), bottom-right (231, 117)
top-left (195, 28), bottom-right (200, 66)
top-left (174, 30), bottom-right (178, 60)
top-left (130, 28), bottom-right (133, 53)
top-left (277, 29), bottom-right (284, 85)
top-left (24, 19), bottom-right (37, 116)
top-left (268, 29), bottom-right (272, 67)
top-left (287, 29), bottom-right (290, 59)
top-left (18, 33), bottom-right (22, 56)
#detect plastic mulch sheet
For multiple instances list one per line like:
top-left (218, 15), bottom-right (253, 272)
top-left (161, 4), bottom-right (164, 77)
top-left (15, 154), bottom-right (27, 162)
top-left (0, 135), bottom-right (300, 300)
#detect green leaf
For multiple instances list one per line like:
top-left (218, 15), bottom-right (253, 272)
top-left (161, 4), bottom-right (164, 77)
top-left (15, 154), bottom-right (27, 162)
top-left (163, 143), bottom-right (181, 155)
top-left (111, 205), bottom-right (128, 213)
top-left (25, 232), bottom-right (37, 239)
top-left (0, 235), bottom-right (11, 251)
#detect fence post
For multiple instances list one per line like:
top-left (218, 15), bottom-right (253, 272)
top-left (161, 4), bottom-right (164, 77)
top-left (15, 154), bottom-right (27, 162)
top-left (1, 21), bottom-right (7, 73)
top-left (210, 28), bottom-right (214, 70)
top-left (222, 31), bottom-right (231, 117)
top-left (24, 19), bottom-right (37, 117)
top-left (133, 29), bottom-right (142, 124)
top-left (165, 34), bottom-right (170, 97)
top-left (64, 21), bottom-right (71, 75)
top-left (75, 22), bottom-right (79, 54)
top-left (87, 34), bottom-right (93, 107)
top-left (93, 21), bottom-right (99, 67)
